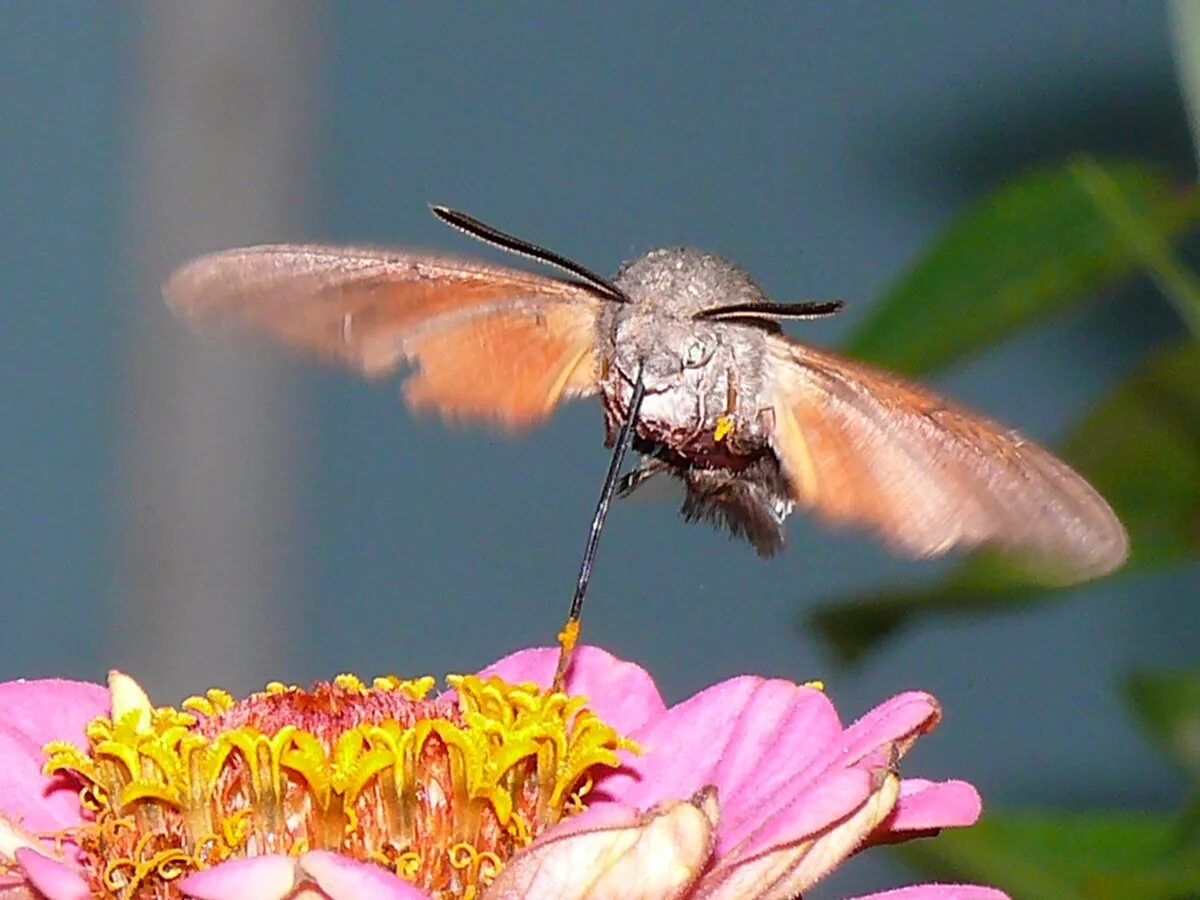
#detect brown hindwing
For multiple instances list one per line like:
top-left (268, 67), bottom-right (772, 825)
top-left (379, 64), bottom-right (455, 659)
top-left (763, 335), bottom-right (1128, 580)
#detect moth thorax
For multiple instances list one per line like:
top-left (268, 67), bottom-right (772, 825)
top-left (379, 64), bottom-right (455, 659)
top-left (612, 247), bottom-right (771, 316)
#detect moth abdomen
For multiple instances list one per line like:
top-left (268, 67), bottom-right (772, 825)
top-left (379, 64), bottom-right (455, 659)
top-left (680, 459), bottom-right (794, 558)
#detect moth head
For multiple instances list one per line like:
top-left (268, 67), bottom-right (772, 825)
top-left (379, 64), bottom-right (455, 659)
top-left (609, 246), bottom-right (844, 385)
top-left (609, 310), bottom-right (719, 389)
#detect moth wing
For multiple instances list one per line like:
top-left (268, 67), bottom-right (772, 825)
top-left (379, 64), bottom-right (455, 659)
top-left (762, 335), bottom-right (1128, 581)
top-left (164, 245), bottom-right (602, 430)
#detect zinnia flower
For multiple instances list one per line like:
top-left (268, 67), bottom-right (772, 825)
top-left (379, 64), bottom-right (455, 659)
top-left (0, 646), bottom-right (1006, 900)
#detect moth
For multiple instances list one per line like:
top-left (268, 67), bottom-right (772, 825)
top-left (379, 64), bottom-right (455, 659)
top-left (164, 205), bottom-right (1128, 583)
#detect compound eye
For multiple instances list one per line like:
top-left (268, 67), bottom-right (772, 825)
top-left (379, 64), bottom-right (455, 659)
top-left (683, 338), bottom-right (712, 368)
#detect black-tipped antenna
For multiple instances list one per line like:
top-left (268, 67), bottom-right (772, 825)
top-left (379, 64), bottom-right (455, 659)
top-left (553, 366), bottom-right (646, 689)
top-left (696, 299), bottom-right (846, 322)
top-left (430, 205), bottom-right (628, 303)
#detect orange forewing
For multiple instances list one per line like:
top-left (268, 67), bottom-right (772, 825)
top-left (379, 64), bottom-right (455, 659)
top-left (164, 245), bottom-right (602, 428)
top-left (764, 335), bottom-right (1128, 580)
top-left (402, 305), bottom-right (597, 429)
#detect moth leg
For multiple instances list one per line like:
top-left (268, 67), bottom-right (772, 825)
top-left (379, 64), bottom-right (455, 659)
top-left (617, 456), bottom-right (670, 498)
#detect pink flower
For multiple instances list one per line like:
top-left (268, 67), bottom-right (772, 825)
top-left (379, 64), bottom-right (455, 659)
top-left (0, 647), bottom-right (1006, 900)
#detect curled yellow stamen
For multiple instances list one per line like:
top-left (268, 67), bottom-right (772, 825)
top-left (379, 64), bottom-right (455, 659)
top-left (44, 670), bottom-right (630, 898)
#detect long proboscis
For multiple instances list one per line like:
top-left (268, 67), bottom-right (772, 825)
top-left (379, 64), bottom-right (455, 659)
top-left (553, 366), bottom-right (647, 689)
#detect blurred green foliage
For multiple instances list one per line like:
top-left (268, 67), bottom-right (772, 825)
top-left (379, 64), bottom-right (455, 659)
top-left (1124, 669), bottom-right (1200, 784)
top-left (898, 807), bottom-right (1200, 900)
top-left (849, 161), bottom-right (1200, 374)
top-left (813, 156), bottom-right (1200, 896)
top-left (800, 8), bottom-right (1200, 889)
top-left (802, 146), bottom-right (1200, 900)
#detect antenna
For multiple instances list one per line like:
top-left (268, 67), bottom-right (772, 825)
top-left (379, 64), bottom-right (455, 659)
top-left (696, 299), bottom-right (845, 321)
top-left (430, 205), bottom-right (629, 302)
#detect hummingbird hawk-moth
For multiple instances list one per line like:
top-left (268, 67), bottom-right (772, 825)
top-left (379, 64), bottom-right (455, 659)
top-left (164, 205), bottom-right (1129, 583)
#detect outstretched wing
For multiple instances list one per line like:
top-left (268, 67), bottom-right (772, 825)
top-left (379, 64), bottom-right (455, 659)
top-left (164, 245), bottom-right (603, 430)
top-left (762, 335), bottom-right (1127, 581)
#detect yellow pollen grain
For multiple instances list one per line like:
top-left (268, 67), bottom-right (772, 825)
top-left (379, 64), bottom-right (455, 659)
top-left (714, 415), bottom-right (734, 442)
top-left (558, 618), bottom-right (581, 654)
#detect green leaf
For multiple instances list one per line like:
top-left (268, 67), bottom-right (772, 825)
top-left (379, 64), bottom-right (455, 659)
top-left (1125, 669), bottom-right (1200, 783)
top-left (1067, 158), bottom-right (1200, 338)
top-left (809, 340), bottom-right (1200, 663)
top-left (897, 810), bottom-right (1200, 900)
top-left (847, 157), bottom-right (1200, 374)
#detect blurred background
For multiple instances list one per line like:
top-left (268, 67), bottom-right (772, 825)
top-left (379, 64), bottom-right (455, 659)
top-left (3, 3), bottom-right (1197, 896)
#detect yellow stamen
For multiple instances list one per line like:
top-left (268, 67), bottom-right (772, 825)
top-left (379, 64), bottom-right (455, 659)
top-left (44, 670), bottom-right (632, 899)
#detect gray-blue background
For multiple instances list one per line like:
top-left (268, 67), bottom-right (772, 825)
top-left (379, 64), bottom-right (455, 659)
top-left (3, 3), bottom-right (1195, 895)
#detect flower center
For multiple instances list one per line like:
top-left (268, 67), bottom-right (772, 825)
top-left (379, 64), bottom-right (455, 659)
top-left (43, 673), bottom-right (631, 898)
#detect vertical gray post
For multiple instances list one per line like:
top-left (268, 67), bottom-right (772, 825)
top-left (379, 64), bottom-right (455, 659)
top-left (117, 1), bottom-right (317, 699)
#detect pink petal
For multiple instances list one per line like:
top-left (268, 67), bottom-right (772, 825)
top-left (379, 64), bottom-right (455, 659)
top-left (698, 770), bottom-right (901, 899)
top-left (881, 779), bottom-right (983, 836)
top-left (579, 674), bottom-right (975, 899)
top-left (720, 767), bottom-right (875, 859)
top-left (848, 885), bottom-right (1011, 900)
top-left (484, 790), bottom-right (718, 899)
top-left (593, 675), bottom-right (888, 865)
top-left (594, 677), bottom-right (840, 810)
top-left (0, 680), bottom-right (108, 748)
top-left (299, 851), bottom-right (430, 900)
top-left (827, 692), bottom-right (942, 771)
top-left (0, 726), bottom-right (81, 835)
top-left (179, 855), bottom-right (298, 900)
top-left (711, 692), bottom-right (944, 866)
top-left (531, 802), bottom-right (650, 838)
top-left (480, 645), bottom-right (666, 735)
top-left (13, 849), bottom-right (90, 900)
top-left (0, 680), bottom-right (108, 832)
